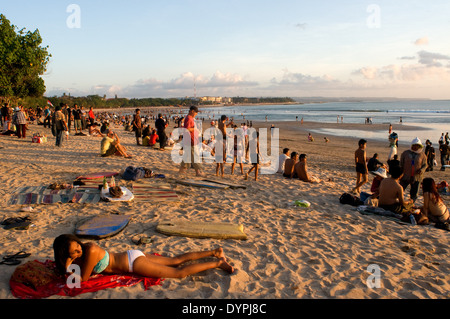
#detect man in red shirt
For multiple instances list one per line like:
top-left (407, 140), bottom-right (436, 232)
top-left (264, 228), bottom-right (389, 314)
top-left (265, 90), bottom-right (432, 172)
top-left (88, 106), bottom-right (95, 125)
top-left (178, 106), bottom-right (205, 177)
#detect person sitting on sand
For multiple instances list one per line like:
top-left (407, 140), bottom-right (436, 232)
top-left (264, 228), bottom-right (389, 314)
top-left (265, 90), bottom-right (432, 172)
top-left (367, 153), bottom-right (386, 172)
top-left (100, 129), bottom-right (132, 158)
top-left (1, 114), bottom-right (15, 136)
top-left (283, 152), bottom-right (298, 179)
top-left (294, 154), bottom-right (320, 183)
top-left (369, 167), bottom-right (388, 198)
top-left (421, 178), bottom-right (449, 227)
top-left (378, 165), bottom-right (413, 214)
top-left (88, 123), bottom-right (104, 137)
top-left (143, 129), bottom-right (158, 147)
top-left (53, 234), bottom-right (234, 283)
top-left (277, 148), bottom-right (290, 174)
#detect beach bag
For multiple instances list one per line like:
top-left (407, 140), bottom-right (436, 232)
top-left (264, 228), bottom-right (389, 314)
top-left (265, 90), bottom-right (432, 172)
top-left (122, 166), bottom-right (146, 181)
top-left (339, 193), bottom-right (363, 207)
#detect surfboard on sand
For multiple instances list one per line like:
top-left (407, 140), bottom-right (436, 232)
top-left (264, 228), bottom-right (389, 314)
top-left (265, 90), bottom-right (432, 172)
top-left (156, 220), bottom-right (248, 240)
top-left (176, 179), bottom-right (230, 189)
top-left (202, 179), bottom-right (247, 189)
top-left (75, 214), bottom-right (131, 239)
top-left (101, 187), bottom-right (134, 202)
top-left (76, 172), bottom-right (119, 180)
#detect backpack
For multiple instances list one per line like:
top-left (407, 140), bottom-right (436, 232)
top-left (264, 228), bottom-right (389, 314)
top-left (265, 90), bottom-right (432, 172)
top-left (339, 193), bottom-right (363, 206)
top-left (122, 166), bottom-right (146, 181)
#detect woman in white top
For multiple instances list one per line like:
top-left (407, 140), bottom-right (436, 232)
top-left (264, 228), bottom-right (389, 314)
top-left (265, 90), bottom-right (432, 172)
top-left (421, 178), bottom-right (449, 224)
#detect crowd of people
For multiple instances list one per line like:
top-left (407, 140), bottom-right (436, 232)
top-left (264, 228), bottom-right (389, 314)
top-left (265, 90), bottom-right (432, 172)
top-left (1, 99), bottom-right (449, 290)
top-left (344, 135), bottom-right (449, 230)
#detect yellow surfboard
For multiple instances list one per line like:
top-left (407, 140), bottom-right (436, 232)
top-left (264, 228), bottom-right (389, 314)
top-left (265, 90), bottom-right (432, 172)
top-left (156, 220), bottom-right (247, 240)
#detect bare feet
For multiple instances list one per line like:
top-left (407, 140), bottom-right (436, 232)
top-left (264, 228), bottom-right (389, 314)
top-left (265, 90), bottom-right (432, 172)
top-left (213, 247), bottom-right (226, 259)
top-left (218, 257), bottom-right (234, 274)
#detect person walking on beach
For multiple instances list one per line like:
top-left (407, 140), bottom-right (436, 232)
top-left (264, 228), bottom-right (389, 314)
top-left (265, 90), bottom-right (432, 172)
top-left (53, 234), bottom-right (233, 283)
top-left (133, 108), bottom-right (142, 145)
top-left (352, 139), bottom-right (368, 194)
top-left (399, 137), bottom-right (427, 203)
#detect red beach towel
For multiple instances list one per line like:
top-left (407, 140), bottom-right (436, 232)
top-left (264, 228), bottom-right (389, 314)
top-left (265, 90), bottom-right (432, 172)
top-left (10, 260), bottom-right (163, 299)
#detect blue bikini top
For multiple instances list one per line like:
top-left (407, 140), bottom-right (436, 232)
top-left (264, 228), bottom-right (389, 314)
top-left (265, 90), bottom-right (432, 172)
top-left (92, 251), bottom-right (110, 274)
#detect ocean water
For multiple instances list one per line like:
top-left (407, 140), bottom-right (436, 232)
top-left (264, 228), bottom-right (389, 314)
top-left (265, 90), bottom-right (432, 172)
top-left (198, 100), bottom-right (450, 145)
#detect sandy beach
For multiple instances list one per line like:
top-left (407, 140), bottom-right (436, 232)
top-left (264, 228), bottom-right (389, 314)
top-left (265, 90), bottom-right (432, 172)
top-left (0, 117), bottom-right (449, 300)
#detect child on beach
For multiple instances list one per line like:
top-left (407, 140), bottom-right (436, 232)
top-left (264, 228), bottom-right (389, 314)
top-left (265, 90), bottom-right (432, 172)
top-left (352, 139), bottom-right (368, 194)
top-left (53, 234), bottom-right (234, 282)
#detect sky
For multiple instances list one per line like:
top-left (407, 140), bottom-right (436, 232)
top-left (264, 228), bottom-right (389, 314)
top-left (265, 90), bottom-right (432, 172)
top-left (2, 0), bottom-right (450, 99)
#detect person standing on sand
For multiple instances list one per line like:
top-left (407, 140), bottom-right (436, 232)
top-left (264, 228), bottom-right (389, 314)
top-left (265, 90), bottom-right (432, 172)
top-left (133, 109), bottom-right (142, 145)
top-left (352, 139), bottom-right (368, 194)
top-left (15, 105), bottom-right (27, 139)
top-left (155, 113), bottom-right (168, 150)
top-left (399, 137), bottom-right (427, 203)
top-left (245, 130), bottom-right (260, 181)
top-left (179, 106), bottom-right (205, 177)
top-left (53, 105), bottom-right (68, 147)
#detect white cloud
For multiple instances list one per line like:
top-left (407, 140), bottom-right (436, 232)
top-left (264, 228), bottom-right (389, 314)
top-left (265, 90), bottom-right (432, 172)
top-left (414, 37), bottom-right (429, 46)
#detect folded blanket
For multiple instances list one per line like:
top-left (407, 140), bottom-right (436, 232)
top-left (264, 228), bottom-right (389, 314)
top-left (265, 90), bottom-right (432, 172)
top-left (10, 260), bottom-right (163, 299)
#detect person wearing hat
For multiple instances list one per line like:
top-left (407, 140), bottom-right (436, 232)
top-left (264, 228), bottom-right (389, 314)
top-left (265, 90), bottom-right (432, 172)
top-left (370, 167), bottom-right (388, 198)
top-left (399, 137), bottom-right (427, 202)
top-left (15, 105), bottom-right (28, 139)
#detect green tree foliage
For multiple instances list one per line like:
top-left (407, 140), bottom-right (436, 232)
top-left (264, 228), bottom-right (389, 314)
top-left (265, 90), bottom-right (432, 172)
top-left (0, 14), bottom-right (51, 99)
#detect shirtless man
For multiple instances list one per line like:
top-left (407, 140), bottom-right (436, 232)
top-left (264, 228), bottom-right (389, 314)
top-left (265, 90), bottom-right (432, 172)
top-left (294, 154), bottom-right (319, 183)
top-left (283, 152), bottom-right (299, 179)
top-left (352, 139), bottom-right (368, 194)
top-left (378, 165), bottom-right (413, 214)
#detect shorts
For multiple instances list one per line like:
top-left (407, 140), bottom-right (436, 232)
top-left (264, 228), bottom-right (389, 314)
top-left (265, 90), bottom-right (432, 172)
top-left (102, 145), bottom-right (117, 157)
top-left (74, 119), bottom-right (82, 129)
top-left (356, 163), bottom-right (367, 174)
top-left (127, 250), bottom-right (145, 272)
top-left (135, 127), bottom-right (142, 138)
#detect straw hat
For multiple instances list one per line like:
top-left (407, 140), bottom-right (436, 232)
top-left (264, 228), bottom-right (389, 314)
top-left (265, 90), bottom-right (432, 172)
top-left (371, 167), bottom-right (388, 178)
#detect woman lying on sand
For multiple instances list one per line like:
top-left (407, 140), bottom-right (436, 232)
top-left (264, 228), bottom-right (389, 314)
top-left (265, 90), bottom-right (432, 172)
top-left (53, 234), bottom-right (234, 282)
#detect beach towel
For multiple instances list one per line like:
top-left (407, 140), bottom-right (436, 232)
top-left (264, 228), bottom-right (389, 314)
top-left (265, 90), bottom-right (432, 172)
top-left (8, 186), bottom-right (101, 205)
top-left (10, 260), bottom-right (163, 299)
top-left (127, 181), bottom-right (179, 203)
